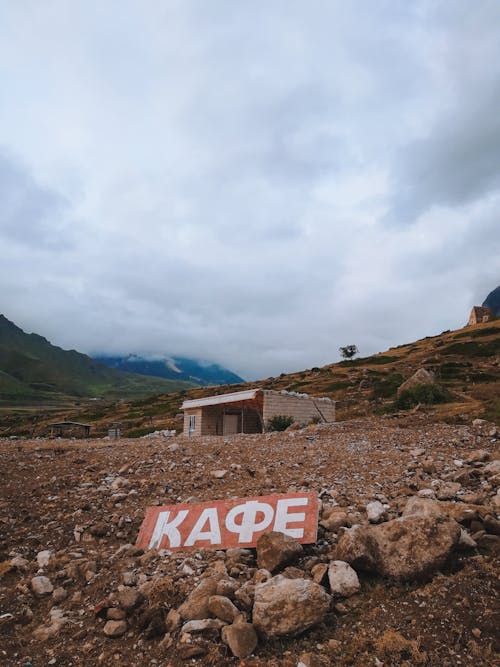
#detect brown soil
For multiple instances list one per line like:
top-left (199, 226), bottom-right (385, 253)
top-left (0, 415), bottom-right (499, 666)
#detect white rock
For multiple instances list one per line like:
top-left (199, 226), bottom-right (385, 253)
top-left (31, 576), bottom-right (53, 596)
top-left (211, 470), bottom-right (228, 479)
top-left (328, 561), bottom-right (360, 597)
top-left (36, 550), bottom-right (51, 568)
top-left (366, 500), bottom-right (386, 523)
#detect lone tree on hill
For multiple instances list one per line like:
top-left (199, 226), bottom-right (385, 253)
top-left (339, 344), bottom-right (359, 361)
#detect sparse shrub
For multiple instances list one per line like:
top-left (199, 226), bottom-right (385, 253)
top-left (268, 415), bottom-right (294, 431)
top-left (309, 416), bottom-right (321, 425)
top-left (393, 383), bottom-right (452, 410)
top-left (372, 374), bottom-right (404, 398)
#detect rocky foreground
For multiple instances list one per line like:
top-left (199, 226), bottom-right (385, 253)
top-left (0, 416), bottom-right (499, 666)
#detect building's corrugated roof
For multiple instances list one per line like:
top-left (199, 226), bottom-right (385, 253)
top-left (49, 422), bottom-right (90, 427)
top-left (181, 389), bottom-right (261, 410)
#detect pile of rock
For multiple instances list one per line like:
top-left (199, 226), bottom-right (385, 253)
top-left (91, 489), bottom-right (490, 660)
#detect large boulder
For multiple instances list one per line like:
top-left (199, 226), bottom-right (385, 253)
top-left (256, 531), bottom-right (303, 572)
top-left (252, 575), bottom-right (331, 638)
top-left (397, 369), bottom-right (435, 396)
top-left (335, 515), bottom-right (461, 581)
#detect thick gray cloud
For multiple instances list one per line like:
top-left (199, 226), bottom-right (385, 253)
top-left (0, 1), bottom-right (498, 380)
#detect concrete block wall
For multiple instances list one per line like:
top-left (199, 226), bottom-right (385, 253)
top-left (183, 408), bottom-right (202, 437)
top-left (262, 390), bottom-right (335, 427)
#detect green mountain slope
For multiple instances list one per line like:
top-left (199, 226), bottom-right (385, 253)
top-left (0, 315), bottom-right (195, 403)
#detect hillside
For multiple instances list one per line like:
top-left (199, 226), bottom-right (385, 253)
top-left (3, 319), bottom-right (499, 437)
top-left (0, 315), bottom-right (194, 405)
top-left (93, 354), bottom-right (244, 386)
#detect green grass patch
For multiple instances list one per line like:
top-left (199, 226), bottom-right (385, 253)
top-left (392, 383), bottom-right (453, 410)
top-left (453, 326), bottom-right (500, 339)
top-left (440, 340), bottom-right (500, 357)
top-left (372, 374), bottom-right (404, 398)
top-left (324, 380), bottom-right (352, 391)
top-left (468, 372), bottom-right (498, 383)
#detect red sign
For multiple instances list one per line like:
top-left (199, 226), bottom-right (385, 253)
top-left (136, 493), bottom-right (318, 552)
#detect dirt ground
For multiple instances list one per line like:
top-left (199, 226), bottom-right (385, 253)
top-left (0, 414), bottom-right (499, 666)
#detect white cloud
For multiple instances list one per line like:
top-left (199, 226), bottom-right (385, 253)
top-left (0, 1), bottom-right (498, 380)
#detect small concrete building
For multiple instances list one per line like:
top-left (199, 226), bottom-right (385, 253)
top-left (181, 388), bottom-right (335, 437)
top-left (468, 306), bottom-right (492, 325)
top-left (49, 421), bottom-right (91, 438)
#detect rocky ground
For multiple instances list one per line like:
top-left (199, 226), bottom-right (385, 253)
top-left (0, 415), bottom-right (499, 666)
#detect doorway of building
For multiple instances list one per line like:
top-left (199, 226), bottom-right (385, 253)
top-left (223, 414), bottom-right (239, 435)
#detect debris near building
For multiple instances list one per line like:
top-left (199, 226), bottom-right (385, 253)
top-left (181, 388), bottom-right (335, 437)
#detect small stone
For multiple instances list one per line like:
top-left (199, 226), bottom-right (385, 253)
top-left (117, 588), bottom-right (142, 611)
top-left (311, 563), bottom-right (328, 584)
top-left (320, 510), bottom-right (349, 532)
top-left (107, 608), bottom-right (127, 620)
top-left (472, 628), bottom-right (481, 638)
top-left (52, 587), bottom-right (67, 603)
top-left (208, 595), bottom-right (240, 622)
top-left (178, 577), bottom-right (219, 620)
top-left (181, 618), bottom-right (225, 635)
top-left (366, 501), bottom-right (385, 523)
top-left (256, 531), bottom-right (303, 572)
top-left (31, 576), bottom-right (53, 596)
top-left (328, 561), bottom-right (360, 597)
top-left (211, 470), bottom-right (227, 479)
top-left (11, 555), bottom-right (29, 570)
top-left (483, 460), bottom-right (500, 476)
top-left (436, 482), bottom-right (461, 500)
top-left (466, 450), bottom-right (490, 464)
top-left (36, 550), bottom-right (52, 568)
top-left (221, 621), bottom-right (258, 659)
top-left (410, 448), bottom-right (426, 457)
top-left (122, 571), bottom-right (137, 586)
top-left (458, 529), bottom-right (477, 549)
top-left (177, 643), bottom-right (207, 659)
top-left (103, 620), bottom-right (127, 637)
top-left (165, 608), bottom-right (181, 632)
top-left (298, 652), bottom-right (323, 667)
top-left (216, 578), bottom-right (239, 598)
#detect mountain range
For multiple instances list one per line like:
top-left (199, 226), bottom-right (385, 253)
top-left (0, 315), bottom-right (193, 403)
top-left (93, 354), bottom-right (244, 386)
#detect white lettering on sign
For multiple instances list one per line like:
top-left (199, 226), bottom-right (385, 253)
top-left (225, 500), bottom-right (275, 543)
top-left (273, 497), bottom-right (308, 538)
top-left (137, 493), bottom-right (318, 552)
top-left (148, 509), bottom-right (189, 549)
top-left (185, 507), bottom-right (222, 547)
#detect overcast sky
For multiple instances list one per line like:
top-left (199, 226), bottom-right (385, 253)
top-left (1, 1), bottom-right (499, 380)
